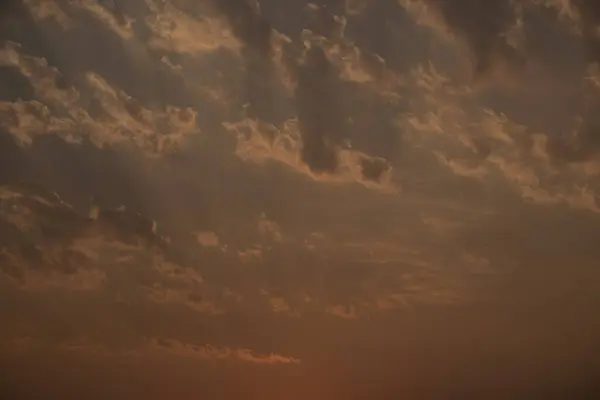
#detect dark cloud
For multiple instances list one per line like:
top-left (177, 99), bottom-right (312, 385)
top-left (0, 0), bottom-right (29, 21)
top-left (359, 156), bottom-right (391, 182)
top-left (295, 46), bottom-right (344, 173)
top-left (0, 64), bottom-right (35, 101)
top-left (424, 0), bottom-right (523, 77)
top-left (343, 0), bottom-right (428, 74)
top-left (216, 0), bottom-right (272, 57)
top-left (1, 1), bottom-right (192, 111)
top-left (576, 0), bottom-right (600, 60)
top-left (0, 178), bottom-right (167, 282)
top-left (216, 1), bottom-right (394, 180)
top-left (214, 0), bottom-right (290, 124)
top-left (97, 0), bottom-right (127, 25)
top-left (547, 111), bottom-right (600, 164)
top-left (0, 131), bottom-right (139, 212)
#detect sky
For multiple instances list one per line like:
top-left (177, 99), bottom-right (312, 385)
top-left (1, 0), bottom-right (600, 398)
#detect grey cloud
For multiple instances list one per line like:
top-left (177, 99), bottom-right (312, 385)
top-left (293, 40), bottom-right (393, 179)
top-left (216, 0), bottom-right (272, 57)
top-left (576, 0), bottom-right (600, 61)
top-left (3, 1), bottom-right (192, 111)
top-left (96, 0), bottom-right (127, 25)
top-left (547, 111), bottom-right (600, 164)
top-left (0, 181), bottom-right (167, 284)
top-left (214, 1), bottom-right (394, 180)
top-left (214, 0), bottom-right (291, 124)
top-left (344, 0), bottom-right (429, 73)
top-left (358, 155), bottom-right (392, 182)
top-left (424, 0), bottom-right (523, 77)
top-left (295, 45), bottom-right (344, 173)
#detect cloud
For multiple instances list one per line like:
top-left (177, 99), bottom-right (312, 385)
top-left (294, 44), bottom-right (349, 173)
top-left (256, 213), bottom-right (283, 243)
top-left (420, 213), bottom-right (462, 236)
top-left (2, 3), bottom-right (600, 397)
top-left (145, 2), bottom-right (241, 55)
top-left (17, 267), bottom-right (107, 291)
top-left (209, 2), bottom-right (399, 181)
top-left (23, 0), bottom-right (72, 29)
top-left (0, 1), bottom-right (595, 315)
top-left (195, 231), bottom-right (220, 247)
top-left (3, 336), bottom-right (301, 365)
top-left (72, 0), bottom-right (133, 38)
top-left (402, 0), bottom-right (524, 78)
top-left (215, 0), bottom-right (271, 56)
top-left (267, 295), bottom-right (295, 315)
top-left (212, 0), bottom-right (296, 125)
top-left (237, 246), bottom-right (263, 263)
top-left (0, 41), bottom-right (199, 155)
top-left (224, 117), bottom-right (396, 191)
top-left (326, 304), bottom-right (359, 319)
top-left (148, 338), bottom-right (301, 364)
top-left (397, 57), bottom-right (600, 212)
top-left (0, 182), bottom-right (169, 289)
top-left (145, 284), bottom-right (225, 315)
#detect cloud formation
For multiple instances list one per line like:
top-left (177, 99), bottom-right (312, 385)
top-left (2, 0), bottom-right (600, 398)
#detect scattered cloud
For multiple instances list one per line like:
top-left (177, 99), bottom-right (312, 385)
top-left (145, 2), bottom-right (241, 55)
top-left (145, 284), bottom-right (225, 315)
top-left (224, 117), bottom-right (397, 191)
top-left (257, 213), bottom-right (282, 243)
top-left (326, 304), bottom-right (359, 319)
top-left (148, 338), bottom-right (301, 364)
top-left (195, 231), bottom-right (220, 247)
top-left (0, 41), bottom-right (199, 155)
top-left (23, 0), bottom-right (72, 29)
top-left (15, 267), bottom-right (107, 291)
top-left (2, 1), bottom-right (600, 397)
top-left (2, 336), bottom-right (301, 365)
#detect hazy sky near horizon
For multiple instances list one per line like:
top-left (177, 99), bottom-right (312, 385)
top-left (1, 0), bottom-right (600, 398)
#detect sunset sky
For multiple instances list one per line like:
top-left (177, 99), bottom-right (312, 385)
top-left (1, 0), bottom-right (600, 398)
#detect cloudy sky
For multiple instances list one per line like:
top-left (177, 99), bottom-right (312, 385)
top-left (1, 0), bottom-right (600, 398)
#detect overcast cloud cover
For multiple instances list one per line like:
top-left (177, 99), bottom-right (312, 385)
top-left (1, 0), bottom-right (600, 398)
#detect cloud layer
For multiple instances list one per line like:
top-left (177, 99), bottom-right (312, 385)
top-left (1, 0), bottom-right (600, 398)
